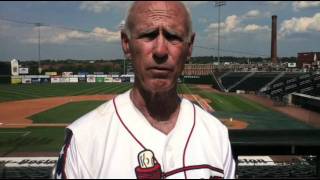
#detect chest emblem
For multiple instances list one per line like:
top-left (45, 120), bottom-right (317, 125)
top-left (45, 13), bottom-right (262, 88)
top-left (135, 150), bottom-right (162, 179)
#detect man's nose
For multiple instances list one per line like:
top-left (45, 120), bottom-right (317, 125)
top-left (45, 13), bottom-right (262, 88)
top-left (152, 35), bottom-right (168, 64)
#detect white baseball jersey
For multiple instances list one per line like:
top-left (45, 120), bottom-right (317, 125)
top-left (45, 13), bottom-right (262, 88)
top-left (54, 89), bottom-right (235, 179)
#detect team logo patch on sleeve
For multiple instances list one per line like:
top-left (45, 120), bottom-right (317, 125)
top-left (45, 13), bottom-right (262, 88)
top-left (54, 128), bottom-right (73, 179)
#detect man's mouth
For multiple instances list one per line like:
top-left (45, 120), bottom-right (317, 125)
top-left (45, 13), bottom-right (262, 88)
top-left (148, 67), bottom-right (173, 78)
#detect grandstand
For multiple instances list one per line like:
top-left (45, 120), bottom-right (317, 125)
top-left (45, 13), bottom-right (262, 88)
top-left (215, 71), bottom-right (320, 97)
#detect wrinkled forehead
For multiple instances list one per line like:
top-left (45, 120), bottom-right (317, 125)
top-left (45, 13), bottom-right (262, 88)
top-left (129, 2), bottom-right (189, 31)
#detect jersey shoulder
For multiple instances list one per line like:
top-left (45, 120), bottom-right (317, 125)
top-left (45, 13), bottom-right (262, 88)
top-left (67, 90), bottom-right (131, 135)
top-left (67, 99), bottom-right (114, 134)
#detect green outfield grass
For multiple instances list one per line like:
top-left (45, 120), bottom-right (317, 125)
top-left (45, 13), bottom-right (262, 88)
top-left (0, 127), bottom-right (65, 155)
top-left (0, 83), bottom-right (197, 103)
top-left (181, 84), bottom-right (314, 130)
top-left (29, 101), bottom-right (106, 124)
top-left (0, 83), bottom-right (132, 103)
top-left (0, 83), bottom-right (315, 154)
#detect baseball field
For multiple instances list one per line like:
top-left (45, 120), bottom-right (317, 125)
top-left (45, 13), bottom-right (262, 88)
top-left (0, 83), bottom-right (315, 156)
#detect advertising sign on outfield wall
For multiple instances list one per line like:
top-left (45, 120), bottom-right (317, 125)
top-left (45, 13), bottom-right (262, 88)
top-left (11, 76), bottom-right (22, 84)
top-left (51, 77), bottom-right (60, 83)
top-left (19, 68), bottom-right (29, 75)
top-left (59, 77), bottom-right (70, 83)
top-left (62, 72), bottom-right (73, 77)
top-left (22, 78), bottom-right (32, 84)
top-left (104, 77), bottom-right (113, 83)
top-left (87, 75), bottom-right (96, 83)
top-left (96, 77), bottom-right (104, 83)
top-left (112, 77), bottom-right (122, 83)
top-left (40, 78), bottom-right (50, 83)
top-left (45, 72), bottom-right (58, 76)
top-left (288, 63), bottom-right (296, 68)
top-left (69, 77), bottom-right (78, 83)
top-left (31, 78), bottom-right (41, 83)
top-left (78, 77), bottom-right (86, 82)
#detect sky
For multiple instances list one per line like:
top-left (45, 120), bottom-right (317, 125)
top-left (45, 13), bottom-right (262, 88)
top-left (0, 1), bottom-right (319, 61)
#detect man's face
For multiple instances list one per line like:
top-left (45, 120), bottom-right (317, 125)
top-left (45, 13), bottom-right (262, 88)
top-left (122, 2), bottom-right (194, 94)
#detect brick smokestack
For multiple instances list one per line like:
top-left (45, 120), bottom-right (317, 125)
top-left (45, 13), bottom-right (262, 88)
top-left (271, 15), bottom-right (277, 64)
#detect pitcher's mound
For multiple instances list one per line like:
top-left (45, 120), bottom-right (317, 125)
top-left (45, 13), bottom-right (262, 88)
top-left (221, 118), bottom-right (249, 129)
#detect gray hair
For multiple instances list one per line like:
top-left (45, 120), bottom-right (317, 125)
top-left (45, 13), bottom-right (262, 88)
top-left (122, 1), bottom-right (193, 43)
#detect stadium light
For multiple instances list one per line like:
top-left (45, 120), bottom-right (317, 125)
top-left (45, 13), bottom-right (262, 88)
top-left (35, 23), bottom-right (44, 75)
top-left (215, 1), bottom-right (226, 65)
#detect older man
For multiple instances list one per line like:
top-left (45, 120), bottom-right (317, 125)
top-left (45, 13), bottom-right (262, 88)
top-left (54, 1), bottom-right (235, 179)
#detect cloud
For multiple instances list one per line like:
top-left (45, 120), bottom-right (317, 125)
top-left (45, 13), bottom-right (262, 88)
top-left (207, 15), bottom-right (241, 33)
top-left (293, 1), bottom-right (320, 11)
top-left (206, 14), bottom-right (269, 35)
top-left (243, 10), bottom-right (261, 18)
top-left (244, 24), bottom-right (269, 32)
top-left (79, 1), bottom-right (132, 13)
top-left (25, 26), bottom-right (120, 44)
top-left (241, 9), bottom-right (272, 20)
top-left (92, 27), bottom-right (120, 42)
top-left (279, 13), bottom-right (320, 38)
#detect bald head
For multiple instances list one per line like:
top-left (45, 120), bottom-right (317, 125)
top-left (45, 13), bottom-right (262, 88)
top-left (123, 1), bottom-right (193, 42)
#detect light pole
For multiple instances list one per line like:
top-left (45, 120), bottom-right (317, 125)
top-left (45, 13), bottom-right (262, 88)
top-left (215, 1), bottom-right (226, 65)
top-left (35, 23), bottom-right (43, 75)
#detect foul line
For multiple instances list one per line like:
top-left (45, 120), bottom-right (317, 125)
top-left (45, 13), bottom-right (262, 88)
top-left (183, 84), bottom-right (207, 112)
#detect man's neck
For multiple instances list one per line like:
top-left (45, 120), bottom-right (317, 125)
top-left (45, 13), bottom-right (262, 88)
top-left (130, 85), bottom-right (181, 135)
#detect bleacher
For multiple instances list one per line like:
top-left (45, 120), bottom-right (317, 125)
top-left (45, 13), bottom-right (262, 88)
top-left (272, 72), bottom-right (304, 85)
top-left (267, 72), bottom-right (320, 99)
top-left (220, 72), bottom-right (251, 90)
top-left (0, 158), bottom-right (318, 179)
top-left (231, 72), bottom-right (279, 92)
top-left (238, 161), bottom-right (317, 179)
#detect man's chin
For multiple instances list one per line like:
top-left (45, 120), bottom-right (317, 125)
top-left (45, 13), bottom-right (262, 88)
top-left (149, 79), bottom-right (174, 91)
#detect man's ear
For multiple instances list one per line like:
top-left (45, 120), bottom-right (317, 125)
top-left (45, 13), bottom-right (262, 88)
top-left (121, 31), bottom-right (132, 59)
top-left (187, 33), bottom-right (196, 58)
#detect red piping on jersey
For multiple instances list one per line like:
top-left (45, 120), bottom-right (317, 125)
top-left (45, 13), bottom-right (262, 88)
top-left (113, 96), bottom-right (200, 179)
top-left (162, 164), bottom-right (224, 178)
top-left (182, 103), bottom-right (196, 179)
top-left (113, 97), bottom-right (147, 150)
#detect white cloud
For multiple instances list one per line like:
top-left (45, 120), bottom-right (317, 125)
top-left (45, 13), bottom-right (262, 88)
top-left (79, 1), bottom-right (132, 13)
top-left (25, 26), bottom-right (120, 44)
top-left (243, 10), bottom-right (261, 18)
top-left (279, 13), bottom-right (320, 38)
top-left (293, 1), bottom-right (320, 11)
top-left (206, 14), bottom-right (269, 35)
top-left (92, 27), bottom-right (120, 42)
top-left (224, 15), bottom-right (241, 32)
top-left (241, 9), bottom-right (272, 20)
top-left (206, 15), bottom-right (240, 34)
top-left (244, 24), bottom-right (269, 32)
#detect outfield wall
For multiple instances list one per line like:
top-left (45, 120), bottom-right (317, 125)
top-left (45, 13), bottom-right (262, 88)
top-left (11, 74), bottom-right (135, 84)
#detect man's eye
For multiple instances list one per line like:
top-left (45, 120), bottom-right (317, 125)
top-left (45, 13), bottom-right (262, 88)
top-left (139, 32), bottom-right (158, 40)
top-left (165, 33), bottom-right (183, 43)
